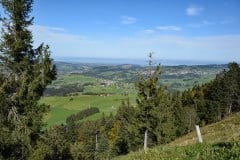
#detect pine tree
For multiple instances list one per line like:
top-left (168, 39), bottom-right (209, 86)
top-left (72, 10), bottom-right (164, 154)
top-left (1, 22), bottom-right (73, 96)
top-left (110, 100), bottom-right (139, 156)
top-left (0, 0), bottom-right (56, 158)
top-left (172, 92), bottom-right (187, 136)
top-left (136, 53), bottom-right (175, 148)
top-left (224, 62), bottom-right (240, 113)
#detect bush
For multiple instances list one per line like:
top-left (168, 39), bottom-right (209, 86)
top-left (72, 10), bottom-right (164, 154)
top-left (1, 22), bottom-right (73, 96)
top-left (66, 107), bottom-right (100, 123)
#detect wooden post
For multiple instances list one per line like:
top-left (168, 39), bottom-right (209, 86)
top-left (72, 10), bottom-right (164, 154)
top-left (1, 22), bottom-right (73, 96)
top-left (144, 129), bottom-right (148, 152)
top-left (94, 131), bottom-right (99, 160)
top-left (195, 125), bottom-right (203, 143)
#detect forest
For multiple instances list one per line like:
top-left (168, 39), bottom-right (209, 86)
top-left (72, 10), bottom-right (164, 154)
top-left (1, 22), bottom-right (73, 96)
top-left (0, 0), bottom-right (240, 160)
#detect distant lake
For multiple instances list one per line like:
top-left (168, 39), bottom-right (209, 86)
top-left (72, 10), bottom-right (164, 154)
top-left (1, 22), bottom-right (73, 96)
top-left (54, 57), bottom-right (228, 66)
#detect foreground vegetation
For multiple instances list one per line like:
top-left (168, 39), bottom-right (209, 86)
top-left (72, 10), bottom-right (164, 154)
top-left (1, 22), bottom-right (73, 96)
top-left (115, 112), bottom-right (240, 160)
top-left (115, 142), bottom-right (240, 160)
top-left (168, 112), bottom-right (240, 147)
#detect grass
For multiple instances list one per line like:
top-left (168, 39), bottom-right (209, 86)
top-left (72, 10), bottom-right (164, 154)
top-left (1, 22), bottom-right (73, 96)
top-left (168, 112), bottom-right (240, 146)
top-left (114, 112), bottom-right (240, 160)
top-left (115, 143), bottom-right (240, 160)
top-left (50, 74), bottom-right (99, 88)
top-left (40, 94), bottom-right (136, 127)
top-left (42, 74), bottom-right (137, 127)
top-left (83, 83), bottom-right (136, 95)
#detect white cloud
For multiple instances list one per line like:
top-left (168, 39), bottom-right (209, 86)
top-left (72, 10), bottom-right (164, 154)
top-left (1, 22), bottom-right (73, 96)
top-left (30, 25), bottom-right (97, 44)
top-left (144, 29), bottom-right (155, 34)
top-left (115, 35), bottom-right (240, 61)
top-left (32, 25), bottom-right (67, 32)
top-left (30, 25), bottom-right (102, 57)
top-left (121, 16), bottom-right (137, 24)
top-left (156, 25), bottom-right (182, 31)
top-left (189, 20), bottom-right (215, 28)
top-left (189, 18), bottom-right (236, 28)
top-left (186, 5), bottom-right (204, 16)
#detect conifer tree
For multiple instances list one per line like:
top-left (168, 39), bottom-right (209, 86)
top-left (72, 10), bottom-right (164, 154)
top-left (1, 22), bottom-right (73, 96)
top-left (136, 53), bottom-right (174, 148)
top-left (172, 92), bottom-right (187, 136)
top-left (0, 0), bottom-right (56, 158)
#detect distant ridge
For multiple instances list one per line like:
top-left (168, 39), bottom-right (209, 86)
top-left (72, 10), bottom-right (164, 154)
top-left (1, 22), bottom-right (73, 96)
top-left (54, 56), bottom-right (228, 66)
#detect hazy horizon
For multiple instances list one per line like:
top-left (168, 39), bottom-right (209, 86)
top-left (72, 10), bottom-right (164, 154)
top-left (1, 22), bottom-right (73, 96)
top-left (54, 56), bottom-right (231, 66)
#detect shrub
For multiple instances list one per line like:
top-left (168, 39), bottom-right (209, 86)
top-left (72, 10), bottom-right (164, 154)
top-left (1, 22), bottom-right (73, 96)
top-left (66, 107), bottom-right (100, 123)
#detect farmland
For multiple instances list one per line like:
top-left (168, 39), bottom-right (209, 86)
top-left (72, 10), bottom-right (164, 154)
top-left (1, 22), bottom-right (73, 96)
top-left (41, 94), bottom-right (136, 127)
top-left (40, 62), bottom-right (227, 127)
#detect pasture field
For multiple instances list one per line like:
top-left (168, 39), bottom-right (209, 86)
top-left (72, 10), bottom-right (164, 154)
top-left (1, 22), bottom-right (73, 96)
top-left (40, 94), bottom-right (136, 127)
top-left (50, 74), bottom-right (99, 87)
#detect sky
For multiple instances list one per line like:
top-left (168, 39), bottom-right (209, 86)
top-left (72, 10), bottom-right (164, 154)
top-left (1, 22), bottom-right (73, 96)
top-left (23, 0), bottom-right (240, 62)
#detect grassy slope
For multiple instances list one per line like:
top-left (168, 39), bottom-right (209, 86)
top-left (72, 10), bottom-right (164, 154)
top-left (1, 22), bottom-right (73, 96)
top-left (40, 94), bottom-right (136, 127)
top-left (115, 112), bottom-right (240, 160)
top-left (168, 112), bottom-right (240, 147)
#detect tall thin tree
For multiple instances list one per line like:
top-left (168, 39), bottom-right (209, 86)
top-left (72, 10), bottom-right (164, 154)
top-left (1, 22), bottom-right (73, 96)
top-left (136, 53), bottom-right (159, 151)
top-left (0, 0), bottom-right (56, 159)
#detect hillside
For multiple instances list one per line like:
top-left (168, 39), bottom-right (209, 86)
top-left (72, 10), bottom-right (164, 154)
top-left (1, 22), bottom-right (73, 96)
top-left (115, 112), bottom-right (240, 160)
top-left (168, 112), bottom-right (240, 147)
top-left (54, 62), bottom-right (227, 91)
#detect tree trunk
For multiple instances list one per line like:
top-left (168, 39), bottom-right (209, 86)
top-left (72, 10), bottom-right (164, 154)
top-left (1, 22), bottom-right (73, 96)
top-left (144, 129), bottom-right (148, 152)
top-left (228, 103), bottom-right (232, 114)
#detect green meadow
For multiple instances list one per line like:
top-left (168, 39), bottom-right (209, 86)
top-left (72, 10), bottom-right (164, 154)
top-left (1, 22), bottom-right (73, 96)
top-left (40, 94), bottom-right (136, 127)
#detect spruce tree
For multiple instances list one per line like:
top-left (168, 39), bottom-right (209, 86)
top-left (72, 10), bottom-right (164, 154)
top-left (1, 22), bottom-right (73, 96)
top-left (0, 0), bottom-right (56, 158)
top-left (136, 53), bottom-right (174, 148)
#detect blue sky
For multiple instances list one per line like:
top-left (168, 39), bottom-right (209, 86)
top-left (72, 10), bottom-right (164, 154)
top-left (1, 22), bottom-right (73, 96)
top-left (29, 0), bottom-right (240, 62)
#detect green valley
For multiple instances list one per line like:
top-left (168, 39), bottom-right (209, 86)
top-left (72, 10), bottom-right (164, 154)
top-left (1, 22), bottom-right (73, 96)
top-left (41, 62), bottom-right (227, 127)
